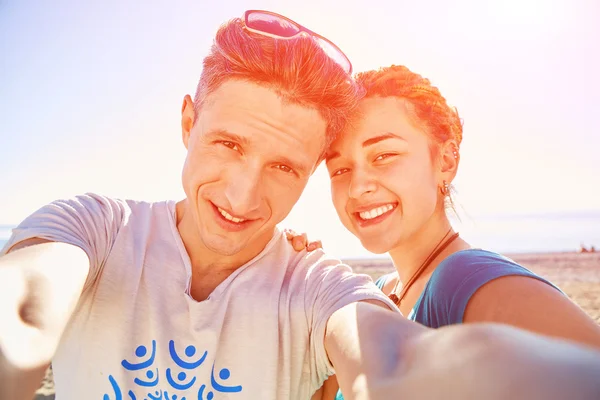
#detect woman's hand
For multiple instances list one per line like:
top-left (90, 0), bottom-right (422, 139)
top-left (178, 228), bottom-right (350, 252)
top-left (284, 229), bottom-right (323, 252)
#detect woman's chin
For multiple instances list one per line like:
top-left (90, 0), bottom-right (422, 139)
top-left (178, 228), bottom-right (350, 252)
top-left (360, 237), bottom-right (396, 255)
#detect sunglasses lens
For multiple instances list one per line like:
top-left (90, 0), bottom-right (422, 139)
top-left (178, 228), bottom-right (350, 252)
top-left (315, 37), bottom-right (352, 73)
top-left (246, 12), bottom-right (301, 37)
top-left (245, 11), bottom-right (352, 74)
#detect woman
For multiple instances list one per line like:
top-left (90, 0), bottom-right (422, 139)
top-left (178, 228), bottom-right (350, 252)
top-left (305, 64), bottom-right (600, 399)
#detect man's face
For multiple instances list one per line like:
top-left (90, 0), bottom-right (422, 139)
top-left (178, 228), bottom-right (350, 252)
top-left (180, 80), bottom-right (327, 258)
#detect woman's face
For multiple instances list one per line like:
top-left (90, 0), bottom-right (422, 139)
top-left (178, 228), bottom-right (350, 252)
top-left (326, 96), bottom-right (445, 253)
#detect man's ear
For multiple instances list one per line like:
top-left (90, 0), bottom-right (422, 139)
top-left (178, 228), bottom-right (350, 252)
top-left (181, 94), bottom-right (195, 149)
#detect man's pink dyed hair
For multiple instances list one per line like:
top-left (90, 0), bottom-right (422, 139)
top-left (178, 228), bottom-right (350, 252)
top-left (193, 18), bottom-right (360, 145)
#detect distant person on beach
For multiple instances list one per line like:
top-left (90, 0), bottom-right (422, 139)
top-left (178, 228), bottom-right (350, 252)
top-left (1, 11), bottom-right (600, 400)
top-left (309, 64), bottom-right (600, 399)
top-left (580, 244), bottom-right (597, 253)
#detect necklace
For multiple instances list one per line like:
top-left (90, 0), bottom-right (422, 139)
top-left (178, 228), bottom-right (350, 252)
top-left (388, 229), bottom-right (460, 307)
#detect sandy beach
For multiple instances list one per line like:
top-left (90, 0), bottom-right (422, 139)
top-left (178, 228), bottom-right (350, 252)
top-left (34, 251), bottom-right (600, 399)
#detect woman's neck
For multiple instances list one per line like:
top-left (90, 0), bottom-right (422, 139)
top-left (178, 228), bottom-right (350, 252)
top-left (388, 213), bottom-right (469, 285)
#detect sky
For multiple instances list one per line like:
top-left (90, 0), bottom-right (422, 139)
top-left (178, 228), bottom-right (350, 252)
top-left (1, 0), bottom-right (599, 257)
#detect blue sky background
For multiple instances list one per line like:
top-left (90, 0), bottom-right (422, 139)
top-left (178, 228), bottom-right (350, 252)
top-left (1, 0), bottom-right (598, 256)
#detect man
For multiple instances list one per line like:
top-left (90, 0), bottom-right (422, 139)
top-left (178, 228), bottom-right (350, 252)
top-left (0, 10), bottom-right (394, 400)
top-left (1, 10), bottom-right (600, 400)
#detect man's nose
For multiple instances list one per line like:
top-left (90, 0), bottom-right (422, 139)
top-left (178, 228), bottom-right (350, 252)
top-left (223, 164), bottom-right (263, 217)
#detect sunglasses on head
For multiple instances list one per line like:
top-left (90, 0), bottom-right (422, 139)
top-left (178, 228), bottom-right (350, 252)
top-left (243, 10), bottom-right (353, 74)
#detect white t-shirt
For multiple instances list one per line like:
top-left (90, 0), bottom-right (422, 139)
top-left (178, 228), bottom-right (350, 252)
top-left (2, 193), bottom-right (397, 400)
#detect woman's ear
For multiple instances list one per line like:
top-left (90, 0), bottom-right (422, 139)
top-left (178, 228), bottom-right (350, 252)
top-left (439, 140), bottom-right (460, 181)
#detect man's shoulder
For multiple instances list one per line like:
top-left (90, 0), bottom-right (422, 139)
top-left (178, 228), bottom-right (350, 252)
top-left (258, 235), bottom-right (351, 281)
top-left (24, 192), bottom-right (178, 241)
top-left (73, 192), bottom-right (172, 208)
top-left (57, 192), bottom-right (175, 219)
top-left (280, 244), bottom-right (348, 274)
top-left (284, 247), bottom-right (367, 289)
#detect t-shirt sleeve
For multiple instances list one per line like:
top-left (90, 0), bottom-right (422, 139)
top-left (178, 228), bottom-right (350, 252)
top-left (301, 250), bottom-right (399, 385)
top-left (0, 193), bottom-right (128, 291)
top-left (416, 250), bottom-right (562, 327)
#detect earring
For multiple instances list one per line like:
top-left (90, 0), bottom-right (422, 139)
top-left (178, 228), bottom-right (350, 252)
top-left (453, 151), bottom-right (458, 159)
top-left (439, 180), bottom-right (450, 196)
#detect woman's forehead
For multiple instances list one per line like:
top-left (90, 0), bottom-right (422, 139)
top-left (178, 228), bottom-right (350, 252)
top-left (334, 97), bottom-right (422, 144)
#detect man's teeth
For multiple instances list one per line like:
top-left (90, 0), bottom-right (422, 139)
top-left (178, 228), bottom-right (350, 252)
top-left (359, 204), bottom-right (395, 220)
top-left (218, 207), bottom-right (246, 223)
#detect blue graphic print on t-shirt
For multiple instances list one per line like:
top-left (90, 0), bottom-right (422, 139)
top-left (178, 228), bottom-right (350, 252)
top-left (103, 340), bottom-right (243, 400)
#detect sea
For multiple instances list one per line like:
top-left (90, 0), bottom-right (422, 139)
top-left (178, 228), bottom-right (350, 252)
top-left (1, 210), bottom-right (600, 255)
top-left (449, 210), bottom-right (600, 254)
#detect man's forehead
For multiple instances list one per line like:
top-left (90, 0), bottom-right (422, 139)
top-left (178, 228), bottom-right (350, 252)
top-left (202, 80), bottom-right (325, 125)
top-left (197, 80), bottom-right (327, 167)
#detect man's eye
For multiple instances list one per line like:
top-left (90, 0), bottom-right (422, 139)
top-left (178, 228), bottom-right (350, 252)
top-left (220, 141), bottom-right (240, 151)
top-left (275, 165), bottom-right (294, 174)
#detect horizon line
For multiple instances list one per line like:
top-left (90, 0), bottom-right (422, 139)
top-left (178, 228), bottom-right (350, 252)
top-left (2, 208), bottom-right (600, 228)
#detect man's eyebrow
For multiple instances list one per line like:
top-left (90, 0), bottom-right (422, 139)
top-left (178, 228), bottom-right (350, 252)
top-left (362, 133), bottom-right (406, 148)
top-left (205, 129), bottom-right (249, 146)
top-left (277, 155), bottom-right (310, 175)
top-left (205, 129), bottom-right (311, 174)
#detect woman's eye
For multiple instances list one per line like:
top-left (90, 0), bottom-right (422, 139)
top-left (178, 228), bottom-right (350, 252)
top-left (332, 168), bottom-right (349, 177)
top-left (374, 153), bottom-right (396, 161)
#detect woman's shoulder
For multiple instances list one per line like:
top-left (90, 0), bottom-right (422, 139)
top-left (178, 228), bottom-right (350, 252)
top-left (433, 248), bottom-right (530, 282)
top-left (375, 272), bottom-right (398, 293)
top-left (415, 248), bottom-right (559, 325)
top-left (434, 248), bottom-right (561, 294)
top-left (442, 248), bottom-right (519, 264)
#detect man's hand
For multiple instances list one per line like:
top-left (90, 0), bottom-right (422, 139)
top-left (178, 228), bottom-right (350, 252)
top-left (0, 241), bottom-right (89, 400)
top-left (0, 261), bottom-right (63, 370)
top-left (0, 261), bottom-right (55, 400)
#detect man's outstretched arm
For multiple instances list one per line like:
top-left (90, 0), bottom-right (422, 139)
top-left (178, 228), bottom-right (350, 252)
top-left (0, 239), bottom-right (89, 400)
top-left (325, 301), bottom-right (600, 400)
